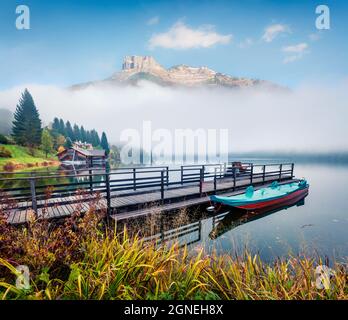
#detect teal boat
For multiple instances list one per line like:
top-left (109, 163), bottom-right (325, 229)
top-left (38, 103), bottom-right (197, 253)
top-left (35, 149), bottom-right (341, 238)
top-left (210, 180), bottom-right (309, 210)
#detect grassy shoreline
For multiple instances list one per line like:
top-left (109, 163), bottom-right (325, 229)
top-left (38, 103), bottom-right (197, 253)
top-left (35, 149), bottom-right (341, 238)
top-left (0, 197), bottom-right (347, 300)
top-left (0, 144), bottom-right (59, 171)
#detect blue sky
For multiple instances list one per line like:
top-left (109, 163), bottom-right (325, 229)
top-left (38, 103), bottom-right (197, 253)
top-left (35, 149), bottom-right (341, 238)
top-left (0, 0), bottom-right (347, 89)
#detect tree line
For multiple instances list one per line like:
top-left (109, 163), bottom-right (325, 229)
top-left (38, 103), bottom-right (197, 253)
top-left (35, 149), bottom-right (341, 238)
top-left (10, 89), bottom-right (110, 157)
top-left (51, 118), bottom-right (109, 154)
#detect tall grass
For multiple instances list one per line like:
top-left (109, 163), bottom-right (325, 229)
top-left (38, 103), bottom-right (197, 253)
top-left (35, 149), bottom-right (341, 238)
top-left (0, 195), bottom-right (347, 300)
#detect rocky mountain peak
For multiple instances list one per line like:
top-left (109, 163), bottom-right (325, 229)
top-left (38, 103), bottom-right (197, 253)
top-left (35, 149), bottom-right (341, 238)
top-left (122, 55), bottom-right (164, 72)
top-left (72, 55), bottom-right (284, 91)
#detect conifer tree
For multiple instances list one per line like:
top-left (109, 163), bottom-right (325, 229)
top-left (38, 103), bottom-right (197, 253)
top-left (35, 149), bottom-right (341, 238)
top-left (73, 124), bottom-right (81, 142)
top-left (86, 130), bottom-right (92, 144)
top-left (12, 89), bottom-right (42, 147)
top-left (80, 126), bottom-right (87, 143)
top-left (65, 121), bottom-right (75, 142)
top-left (64, 137), bottom-right (73, 149)
top-left (100, 132), bottom-right (110, 155)
top-left (52, 118), bottom-right (60, 135)
top-left (59, 119), bottom-right (66, 136)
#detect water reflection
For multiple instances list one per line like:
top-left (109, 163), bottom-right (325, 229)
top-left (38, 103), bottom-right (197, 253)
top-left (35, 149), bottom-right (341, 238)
top-left (119, 192), bottom-right (308, 250)
top-left (210, 197), bottom-right (306, 240)
top-left (0, 164), bottom-right (107, 197)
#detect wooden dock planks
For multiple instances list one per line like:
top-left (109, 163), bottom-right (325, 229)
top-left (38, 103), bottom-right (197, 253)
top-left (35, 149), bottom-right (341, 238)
top-left (5, 174), bottom-right (295, 224)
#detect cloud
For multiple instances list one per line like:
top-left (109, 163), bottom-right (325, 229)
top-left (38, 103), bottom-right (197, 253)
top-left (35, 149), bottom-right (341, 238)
top-left (238, 37), bottom-right (254, 49)
top-left (283, 43), bottom-right (308, 53)
top-left (147, 16), bottom-right (159, 26)
top-left (282, 43), bottom-right (309, 63)
top-left (0, 81), bottom-right (347, 153)
top-left (262, 24), bottom-right (291, 42)
top-left (148, 21), bottom-right (232, 49)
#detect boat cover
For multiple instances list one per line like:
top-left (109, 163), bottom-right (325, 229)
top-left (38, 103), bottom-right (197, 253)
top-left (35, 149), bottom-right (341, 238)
top-left (210, 180), bottom-right (308, 207)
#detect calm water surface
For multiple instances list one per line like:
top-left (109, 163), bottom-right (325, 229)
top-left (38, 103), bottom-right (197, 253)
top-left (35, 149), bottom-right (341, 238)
top-left (174, 163), bottom-right (348, 262)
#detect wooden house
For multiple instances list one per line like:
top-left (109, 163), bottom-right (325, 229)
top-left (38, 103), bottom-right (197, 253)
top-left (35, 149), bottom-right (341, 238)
top-left (57, 144), bottom-right (106, 166)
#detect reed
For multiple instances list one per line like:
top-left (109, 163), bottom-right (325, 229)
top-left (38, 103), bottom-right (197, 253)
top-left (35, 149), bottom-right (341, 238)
top-left (0, 197), bottom-right (347, 300)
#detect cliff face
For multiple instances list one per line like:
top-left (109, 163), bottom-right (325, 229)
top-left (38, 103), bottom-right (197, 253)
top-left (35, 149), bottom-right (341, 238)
top-left (72, 55), bottom-right (282, 90)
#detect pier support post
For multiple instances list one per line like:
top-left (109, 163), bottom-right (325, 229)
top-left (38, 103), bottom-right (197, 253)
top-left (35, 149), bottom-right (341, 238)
top-left (279, 164), bottom-right (283, 181)
top-left (199, 168), bottom-right (203, 197)
top-left (291, 163), bottom-right (294, 178)
top-left (133, 168), bottom-right (136, 191)
top-left (233, 168), bottom-right (236, 191)
top-left (181, 166), bottom-right (184, 185)
top-left (214, 167), bottom-right (217, 194)
top-left (105, 173), bottom-right (111, 215)
top-left (89, 169), bottom-right (93, 194)
top-left (250, 164), bottom-right (254, 184)
top-left (166, 166), bottom-right (169, 186)
top-left (29, 178), bottom-right (37, 216)
top-left (262, 165), bottom-right (266, 184)
top-left (161, 170), bottom-right (165, 204)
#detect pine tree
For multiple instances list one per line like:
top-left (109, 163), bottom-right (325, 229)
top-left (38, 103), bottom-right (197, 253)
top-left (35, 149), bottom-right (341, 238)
top-left (65, 121), bottom-right (75, 142)
top-left (52, 118), bottom-right (60, 135)
top-left (80, 126), bottom-right (87, 143)
top-left (64, 137), bottom-right (73, 149)
top-left (95, 131), bottom-right (101, 146)
top-left (90, 129), bottom-right (100, 147)
top-left (41, 128), bottom-right (53, 158)
top-left (59, 119), bottom-right (66, 136)
top-left (100, 132), bottom-right (110, 155)
top-left (12, 89), bottom-right (42, 147)
top-left (73, 124), bottom-right (81, 142)
top-left (86, 130), bottom-right (92, 144)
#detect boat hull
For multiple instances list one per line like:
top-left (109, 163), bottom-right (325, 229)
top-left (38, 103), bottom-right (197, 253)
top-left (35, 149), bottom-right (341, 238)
top-left (235, 187), bottom-right (309, 210)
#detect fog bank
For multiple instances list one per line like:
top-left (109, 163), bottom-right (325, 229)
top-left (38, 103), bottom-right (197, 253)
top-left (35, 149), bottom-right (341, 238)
top-left (0, 81), bottom-right (347, 153)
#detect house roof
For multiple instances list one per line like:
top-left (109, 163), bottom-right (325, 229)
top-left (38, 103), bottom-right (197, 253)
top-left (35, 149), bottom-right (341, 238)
top-left (57, 146), bottom-right (105, 157)
top-left (74, 146), bottom-right (105, 157)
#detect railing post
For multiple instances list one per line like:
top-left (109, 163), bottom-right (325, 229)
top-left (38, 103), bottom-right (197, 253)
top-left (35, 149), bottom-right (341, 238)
top-left (160, 170), bottom-right (164, 204)
top-left (250, 164), bottom-right (254, 184)
top-left (202, 165), bottom-right (205, 181)
top-left (262, 165), bottom-right (266, 184)
top-left (214, 167), bottom-right (217, 194)
top-left (133, 168), bottom-right (136, 191)
top-left (279, 164), bottom-right (283, 181)
top-left (199, 168), bottom-right (203, 197)
top-left (223, 163), bottom-right (226, 177)
top-left (29, 178), bottom-right (37, 216)
top-left (89, 169), bottom-right (93, 194)
top-left (105, 173), bottom-right (111, 215)
top-left (166, 166), bottom-right (169, 186)
top-left (291, 163), bottom-right (294, 178)
top-left (220, 164), bottom-right (223, 178)
top-left (233, 167), bottom-right (236, 191)
top-left (181, 166), bottom-right (184, 185)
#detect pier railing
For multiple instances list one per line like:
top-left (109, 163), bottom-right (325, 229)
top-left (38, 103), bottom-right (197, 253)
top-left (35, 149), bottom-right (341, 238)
top-left (0, 162), bottom-right (295, 216)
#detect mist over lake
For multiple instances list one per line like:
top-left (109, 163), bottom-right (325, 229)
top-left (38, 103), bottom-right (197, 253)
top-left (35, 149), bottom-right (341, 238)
top-left (0, 80), bottom-right (347, 154)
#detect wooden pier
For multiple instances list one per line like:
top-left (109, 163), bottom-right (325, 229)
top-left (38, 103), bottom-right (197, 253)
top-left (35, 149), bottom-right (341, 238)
top-left (0, 162), bottom-right (295, 224)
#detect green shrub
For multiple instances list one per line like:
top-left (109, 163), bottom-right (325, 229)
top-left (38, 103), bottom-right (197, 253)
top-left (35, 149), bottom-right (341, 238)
top-left (0, 134), bottom-right (8, 144)
top-left (0, 146), bottom-right (12, 158)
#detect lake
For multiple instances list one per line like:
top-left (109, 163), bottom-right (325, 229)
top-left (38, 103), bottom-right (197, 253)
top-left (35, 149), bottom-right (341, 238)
top-left (121, 162), bottom-right (348, 263)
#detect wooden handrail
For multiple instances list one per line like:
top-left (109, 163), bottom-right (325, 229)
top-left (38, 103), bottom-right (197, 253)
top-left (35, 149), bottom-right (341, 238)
top-left (0, 162), bottom-right (295, 215)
